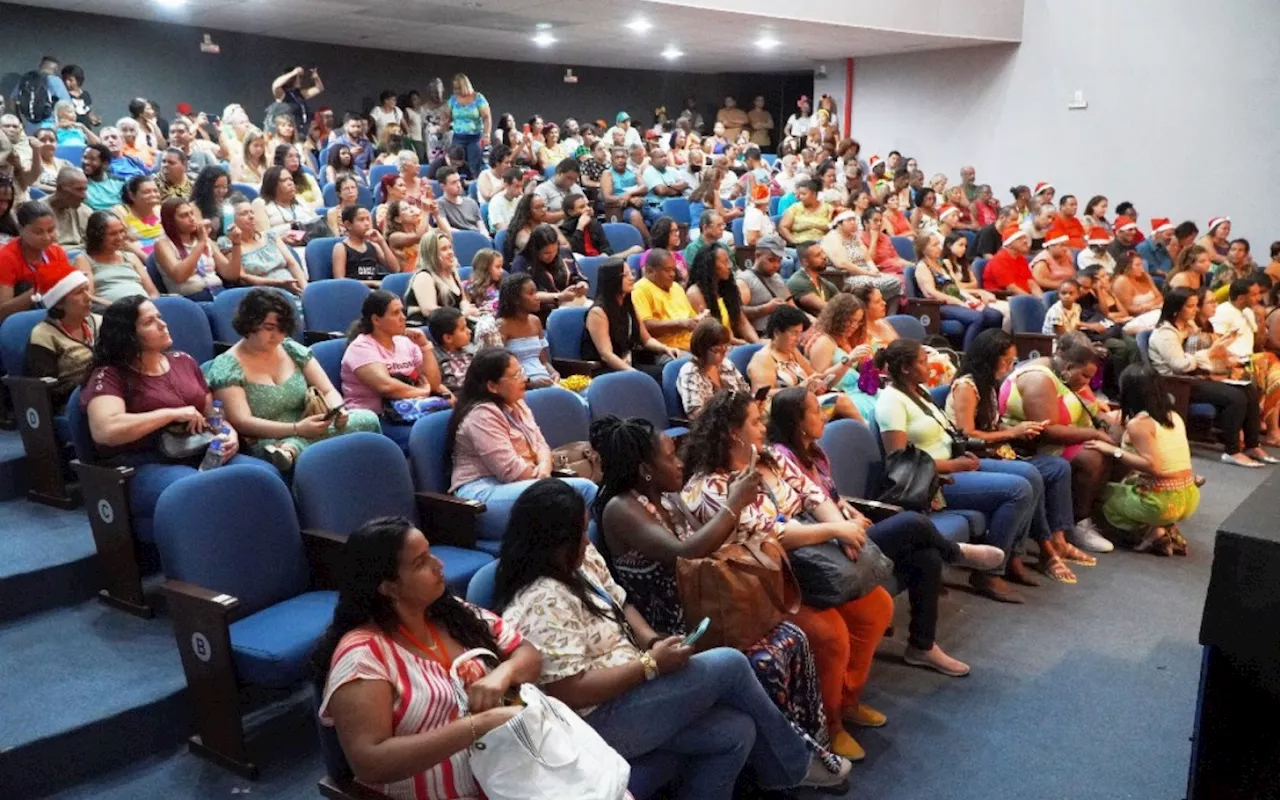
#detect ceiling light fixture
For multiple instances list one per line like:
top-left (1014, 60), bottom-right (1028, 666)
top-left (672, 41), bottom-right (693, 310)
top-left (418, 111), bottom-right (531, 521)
top-left (534, 22), bottom-right (553, 30)
top-left (532, 32), bottom-right (557, 47)
top-left (661, 46), bottom-right (683, 60)
top-left (627, 18), bottom-right (652, 33)
top-left (154, 0), bottom-right (188, 7)
top-left (755, 36), bottom-right (780, 49)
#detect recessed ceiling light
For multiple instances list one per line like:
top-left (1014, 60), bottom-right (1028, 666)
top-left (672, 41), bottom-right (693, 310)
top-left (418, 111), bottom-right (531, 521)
top-left (534, 22), bottom-right (553, 30)
top-left (627, 18), bottom-right (652, 33)
top-left (755, 36), bottom-right (780, 49)
top-left (532, 32), bottom-right (557, 47)
top-left (661, 46), bottom-right (683, 60)
top-left (154, 0), bottom-right (187, 7)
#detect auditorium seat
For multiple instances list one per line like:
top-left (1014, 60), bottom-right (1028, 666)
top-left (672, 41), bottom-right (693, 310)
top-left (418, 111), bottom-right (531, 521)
top-left (661, 355), bottom-right (693, 421)
top-left (304, 236), bottom-right (343, 281)
top-left (524, 386), bottom-right (590, 449)
top-left (901, 263), bottom-right (949, 338)
top-left (545, 306), bottom-right (604, 376)
top-left (450, 229), bottom-right (493, 267)
top-left (586, 371), bottom-right (687, 438)
top-left (0, 309), bottom-right (74, 506)
top-left (301, 279), bottom-right (369, 343)
top-left (1008, 295), bottom-right (1055, 360)
top-left (602, 222), bottom-right (644, 253)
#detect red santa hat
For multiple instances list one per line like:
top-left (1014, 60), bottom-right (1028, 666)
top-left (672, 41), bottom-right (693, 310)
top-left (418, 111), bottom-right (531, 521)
top-left (868, 154), bottom-right (884, 171)
top-left (1087, 226), bottom-right (1112, 246)
top-left (939, 203), bottom-right (960, 220)
top-left (1150, 217), bottom-right (1173, 235)
top-left (1207, 216), bottom-right (1230, 234)
top-left (1113, 215), bottom-right (1138, 233)
top-left (1043, 222), bottom-right (1070, 247)
top-left (1033, 181), bottom-right (1054, 196)
top-left (1001, 224), bottom-right (1028, 247)
top-left (34, 259), bottom-right (89, 311)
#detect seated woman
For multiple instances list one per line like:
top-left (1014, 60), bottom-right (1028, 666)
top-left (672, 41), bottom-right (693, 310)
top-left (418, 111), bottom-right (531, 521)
top-left (219, 194), bottom-right (308, 301)
top-left (273, 144), bottom-right (323, 210)
top-left (26, 260), bottom-right (98, 411)
top-left (323, 175), bottom-right (364, 236)
top-left (231, 131), bottom-right (269, 187)
top-left (589, 414), bottom-right (849, 767)
top-left (913, 232), bottom-right (1003, 350)
top-left (777, 179), bottom-right (832, 245)
top-left (316, 516), bottom-right (544, 800)
top-left (1168, 245), bottom-right (1212, 291)
top-left (500, 193), bottom-right (551, 267)
top-left (941, 232), bottom-right (1008, 328)
top-left (375, 175), bottom-right (418, 229)
top-left (495, 273), bottom-right (558, 388)
top-left (676, 318), bottom-right (749, 417)
top-left (384, 201), bottom-right (442, 270)
top-left (341, 291), bottom-right (452, 424)
top-left (496, 479), bottom-right (844, 797)
top-left (882, 192), bottom-right (912, 237)
top-left (642, 216), bottom-right (689, 285)
top-left (206, 289), bottom-right (379, 471)
top-left (820, 210), bottom-right (900, 305)
top-left (908, 189), bottom-right (940, 237)
top-left (464, 248), bottom-right (504, 319)
top-left (513, 225), bottom-right (589, 316)
top-left (767, 387), bottom-right (1003, 673)
top-left (331, 206), bottom-right (398, 288)
top-left (74, 211), bottom-right (159, 310)
top-left (748, 305), bottom-right (861, 421)
top-left (396, 150), bottom-right (434, 209)
top-left (406, 230), bottom-right (475, 325)
top-left (324, 145), bottom-right (366, 188)
top-left (31, 128), bottom-right (72, 194)
top-left (873, 339), bottom-right (1039, 602)
top-left (680, 390), bottom-right (893, 760)
top-left (689, 163), bottom-right (744, 227)
top-left (1088, 364), bottom-right (1200, 556)
top-left (687, 245), bottom-right (757, 344)
top-left (859, 206), bottom-right (908, 274)
top-left (583, 258), bottom-right (679, 379)
top-left (114, 175), bottom-right (163, 258)
top-left (80, 296), bottom-right (260, 473)
top-left (447, 351), bottom-right (597, 547)
top-left (999, 332), bottom-right (1124, 552)
top-left (806, 294), bottom-right (878, 420)
top-left (1111, 251), bottom-right (1163, 318)
top-left (190, 166), bottom-right (232, 241)
top-left (946, 329), bottom-right (1095, 584)
top-left (155, 196), bottom-right (238, 301)
top-left (253, 166), bottom-right (322, 247)
top-left (1029, 223), bottom-right (1077, 291)
top-left (743, 182), bottom-right (778, 245)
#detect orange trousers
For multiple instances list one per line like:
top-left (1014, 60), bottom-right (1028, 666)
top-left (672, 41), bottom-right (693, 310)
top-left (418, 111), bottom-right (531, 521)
top-left (788, 586), bottom-right (894, 734)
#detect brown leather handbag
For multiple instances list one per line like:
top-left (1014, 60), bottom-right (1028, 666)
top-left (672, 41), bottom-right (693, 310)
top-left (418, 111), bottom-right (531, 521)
top-left (675, 533), bottom-right (801, 651)
top-left (550, 441), bottom-right (602, 483)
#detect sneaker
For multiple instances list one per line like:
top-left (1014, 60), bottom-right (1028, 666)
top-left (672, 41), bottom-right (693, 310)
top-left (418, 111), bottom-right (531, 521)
top-left (954, 543), bottom-right (1006, 571)
top-left (800, 753), bottom-right (852, 788)
top-left (1072, 518), bottom-right (1114, 553)
top-left (904, 644), bottom-right (971, 677)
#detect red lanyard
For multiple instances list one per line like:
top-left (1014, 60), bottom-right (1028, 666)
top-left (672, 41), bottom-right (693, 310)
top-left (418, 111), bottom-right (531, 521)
top-left (398, 619), bottom-right (453, 669)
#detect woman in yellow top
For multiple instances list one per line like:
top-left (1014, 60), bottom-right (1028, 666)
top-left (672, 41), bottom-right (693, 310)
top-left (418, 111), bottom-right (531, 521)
top-left (779, 179), bottom-right (834, 245)
top-left (1093, 365), bottom-right (1199, 556)
top-left (686, 244), bottom-right (757, 344)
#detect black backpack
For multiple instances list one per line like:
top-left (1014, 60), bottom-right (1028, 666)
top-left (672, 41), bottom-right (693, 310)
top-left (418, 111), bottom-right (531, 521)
top-left (15, 71), bottom-right (54, 123)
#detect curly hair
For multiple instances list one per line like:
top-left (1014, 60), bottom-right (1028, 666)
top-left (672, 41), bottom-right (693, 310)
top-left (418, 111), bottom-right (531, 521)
top-left (191, 165), bottom-right (230, 227)
top-left (496, 272), bottom-right (534, 319)
top-left (764, 304), bottom-right (809, 339)
top-left (588, 415), bottom-right (659, 572)
top-left (812, 292), bottom-right (864, 341)
top-left (688, 246), bottom-right (742, 333)
top-left (232, 287), bottom-right (297, 337)
top-left (680, 388), bottom-right (753, 477)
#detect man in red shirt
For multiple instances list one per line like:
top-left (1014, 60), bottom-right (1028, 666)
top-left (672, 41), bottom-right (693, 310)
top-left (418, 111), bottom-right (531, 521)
top-left (982, 224), bottom-right (1043, 296)
top-left (1057, 194), bottom-right (1088, 251)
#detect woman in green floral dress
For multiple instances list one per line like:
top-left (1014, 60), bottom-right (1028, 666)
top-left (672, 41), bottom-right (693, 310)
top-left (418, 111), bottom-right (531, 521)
top-left (204, 288), bottom-right (380, 471)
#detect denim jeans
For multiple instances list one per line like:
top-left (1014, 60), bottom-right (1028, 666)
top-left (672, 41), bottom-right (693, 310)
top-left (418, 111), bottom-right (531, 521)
top-left (585, 648), bottom-right (810, 798)
top-left (940, 304), bottom-right (1005, 350)
top-left (455, 476), bottom-right (598, 548)
top-left (940, 464), bottom-right (1035, 571)
top-left (451, 132), bottom-right (485, 178)
top-left (978, 455), bottom-right (1074, 542)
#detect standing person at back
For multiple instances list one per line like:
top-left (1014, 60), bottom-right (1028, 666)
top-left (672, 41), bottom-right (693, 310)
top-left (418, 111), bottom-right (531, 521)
top-left (12, 56), bottom-right (70, 131)
top-left (439, 73), bottom-right (491, 178)
top-left (271, 66), bottom-right (323, 129)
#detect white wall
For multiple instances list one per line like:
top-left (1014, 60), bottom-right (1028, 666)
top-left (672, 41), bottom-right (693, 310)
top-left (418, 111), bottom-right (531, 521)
top-left (850, 0), bottom-right (1280, 244)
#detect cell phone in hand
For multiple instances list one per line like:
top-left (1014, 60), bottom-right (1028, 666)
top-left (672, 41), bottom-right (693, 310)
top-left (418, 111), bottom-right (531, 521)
top-left (323, 403), bottom-right (347, 422)
top-left (683, 617), bottom-right (711, 647)
top-left (753, 386), bottom-right (770, 403)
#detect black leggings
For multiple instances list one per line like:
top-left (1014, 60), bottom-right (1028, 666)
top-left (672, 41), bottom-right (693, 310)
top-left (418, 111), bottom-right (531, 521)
top-left (1189, 380), bottom-right (1260, 453)
top-left (867, 511), bottom-right (961, 651)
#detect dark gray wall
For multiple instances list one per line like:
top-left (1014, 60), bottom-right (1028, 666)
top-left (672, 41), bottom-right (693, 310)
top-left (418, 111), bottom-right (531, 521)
top-left (1, 3), bottom-right (811, 146)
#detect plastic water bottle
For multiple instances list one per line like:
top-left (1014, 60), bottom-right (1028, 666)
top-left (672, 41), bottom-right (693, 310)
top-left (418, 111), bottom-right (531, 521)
top-left (198, 439), bottom-right (223, 472)
top-left (208, 400), bottom-right (224, 431)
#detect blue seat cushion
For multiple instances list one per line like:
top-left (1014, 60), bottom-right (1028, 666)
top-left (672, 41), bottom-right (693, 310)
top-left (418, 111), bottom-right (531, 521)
top-left (1188, 403), bottom-right (1215, 420)
top-left (231, 590), bottom-right (338, 688)
top-left (383, 421), bottom-right (413, 453)
top-left (435, 546), bottom-right (494, 595)
top-left (475, 539), bottom-right (502, 556)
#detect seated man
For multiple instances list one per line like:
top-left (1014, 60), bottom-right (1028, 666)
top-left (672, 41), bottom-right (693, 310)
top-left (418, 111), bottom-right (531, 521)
top-left (631, 248), bottom-right (698, 351)
top-left (80, 144), bottom-right (124, 212)
top-left (425, 144), bottom-right (472, 182)
top-left (155, 148), bottom-right (193, 200)
top-left (683, 210), bottom-right (736, 270)
top-left (167, 118), bottom-right (219, 176)
top-left (982, 224), bottom-right (1042, 296)
top-left (786, 241), bottom-right (839, 315)
top-left (437, 166), bottom-right (488, 234)
top-left (98, 126), bottom-right (148, 181)
top-left (532, 158), bottom-right (582, 224)
top-left (641, 147), bottom-right (689, 216)
top-left (599, 145), bottom-right (650, 234)
top-left (47, 167), bottom-right (92, 250)
top-left (1136, 218), bottom-right (1175, 281)
top-left (736, 235), bottom-right (795, 336)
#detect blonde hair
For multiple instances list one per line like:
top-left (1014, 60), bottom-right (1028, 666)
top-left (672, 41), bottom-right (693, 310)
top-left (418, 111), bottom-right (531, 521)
top-left (452, 73), bottom-right (475, 95)
top-left (242, 130), bottom-right (269, 171)
top-left (466, 248), bottom-right (503, 303)
top-left (415, 230), bottom-right (459, 303)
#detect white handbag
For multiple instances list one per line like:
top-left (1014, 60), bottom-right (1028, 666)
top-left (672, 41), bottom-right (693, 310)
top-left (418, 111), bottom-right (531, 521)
top-left (451, 648), bottom-right (632, 800)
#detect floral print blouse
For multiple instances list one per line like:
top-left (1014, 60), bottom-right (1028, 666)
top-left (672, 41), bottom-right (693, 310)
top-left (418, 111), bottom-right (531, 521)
top-left (681, 445), bottom-right (829, 545)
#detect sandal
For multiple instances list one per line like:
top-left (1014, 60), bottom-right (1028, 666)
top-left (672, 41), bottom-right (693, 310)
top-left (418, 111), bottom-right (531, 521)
top-left (1168, 525), bottom-right (1189, 557)
top-left (1135, 527), bottom-right (1172, 556)
top-left (264, 443), bottom-right (297, 472)
top-left (1056, 541), bottom-right (1097, 567)
top-left (1038, 554), bottom-right (1077, 584)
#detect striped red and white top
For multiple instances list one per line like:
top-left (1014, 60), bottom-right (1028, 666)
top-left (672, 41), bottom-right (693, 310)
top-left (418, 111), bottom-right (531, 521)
top-left (319, 606), bottom-right (523, 800)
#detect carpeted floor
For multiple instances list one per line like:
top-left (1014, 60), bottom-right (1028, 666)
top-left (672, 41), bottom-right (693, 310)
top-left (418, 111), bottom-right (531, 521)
top-left (47, 447), bottom-right (1269, 800)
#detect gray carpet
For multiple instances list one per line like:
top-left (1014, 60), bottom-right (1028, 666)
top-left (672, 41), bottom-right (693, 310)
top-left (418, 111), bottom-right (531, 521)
top-left (49, 448), bottom-right (1269, 800)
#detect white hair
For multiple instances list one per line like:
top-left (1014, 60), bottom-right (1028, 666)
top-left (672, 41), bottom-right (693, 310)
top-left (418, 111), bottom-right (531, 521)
top-left (396, 149), bottom-right (419, 169)
top-left (54, 100), bottom-right (76, 118)
top-left (116, 117), bottom-right (139, 131)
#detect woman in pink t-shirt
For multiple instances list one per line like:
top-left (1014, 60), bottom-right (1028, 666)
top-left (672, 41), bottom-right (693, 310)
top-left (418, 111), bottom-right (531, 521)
top-left (340, 290), bottom-right (451, 418)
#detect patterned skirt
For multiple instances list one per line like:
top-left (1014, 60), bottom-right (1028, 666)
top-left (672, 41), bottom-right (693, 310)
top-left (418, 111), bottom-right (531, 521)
top-left (1101, 474), bottom-right (1200, 533)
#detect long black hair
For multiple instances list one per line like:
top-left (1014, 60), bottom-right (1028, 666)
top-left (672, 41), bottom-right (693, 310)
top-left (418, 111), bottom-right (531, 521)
top-left (90, 295), bottom-right (151, 375)
top-left (942, 231), bottom-right (973, 283)
top-left (190, 165), bottom-right (229, 228)
top-left (688, 245), bottom-right (742, 331)
top-left (874, 338), bottom-right (924, 396)
top-left (503, 193), bottom-right (540, 265)
top-left (588, 415), bottom-right (659, 565)
top-left (312, 516), bottom-right (503, 687)
top-left (443, 347), bottom-right (516, 474)
top-left (273, 143), bottom-right (306, 189)
top-left (649, 216), bottom-right (678, 251)
top-left (765, 386), bottom-right (815, 467)
top-left (592, 258), bottom-right (639, 352)
top-left (1159, 287), bottom-right (1196, 326)
top-left (956, 328), bottom-right (1015, 431)
top-left (1117, 364), bottom-right (1173, 428)
top-left (680, 388), bottom-right (753, 477)
top-left (492, 480), bottom-right (603, 616)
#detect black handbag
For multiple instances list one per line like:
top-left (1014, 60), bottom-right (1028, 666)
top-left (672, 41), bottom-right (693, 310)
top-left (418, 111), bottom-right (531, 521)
top-left (789, 539), bottom-right (896, 608)
top-left (878, 443), bottom-right (942, 512)
top-left (157, 423), bottom-right (215, 460)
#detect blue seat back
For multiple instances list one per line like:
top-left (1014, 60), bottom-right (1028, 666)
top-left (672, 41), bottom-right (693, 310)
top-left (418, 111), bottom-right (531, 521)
top-left (728, 343), bottom-right (761, 376)
top-left (493, 229), bottom-right (507, 258)
top-left (660, 197), bottom-right (691, 225)
top-left (27, 187), bottom-right (47, 200)
top-left (626, 252), bottom-right (645, 277)
top-left (972, 257), bottom-right (988, 287)
top-left (451, 230), bottom-right (493, 268)
top-left (466, 560), bottom-right (500, 610)
top-left (55, 143), bottom-right (85, 163)
top-left (153, 296), bottom-right (215, 363)
top-left (662, 356), bottom-right (691, 419)
top-left (368, 164), bottom-right (398, 187)
top-left (903, 263), bottom-right (921, 299)
top-left (380, 272), bottom-right (413, 299)
top-left (459, 266), bottom-right (472, 282)
top-left (886, 314), bottom-right (927, 340)
top-left (1008, 295), bottom-right (1046, 335)
top-left (322, 182), bottom-right (374, 210)
top-left (154, 465), bottom-right (307, 615)
top-left (64, 387), bottom-right (95, 463)
top-left (930, 384), bottom-right (951, 408)
top-left (819, 418), bottom-right (882, 498)
top-left (577, 256), bottom-right (611, 297)
top-left (305, 237), bottom-right (343, 282)
top-left (891, 236), bottom-right (915, 261)
top-left (230, 182), bottom-right (259, 201)
top-left (731, 217), bottom-right (746, 247)
top-left (310, 338), bottom-right (348, 391)
top-left (546, 306), bottom-right (589, 361)
top-left (145, 252), bottom-right (166, 290)
top-left (408, 410), bottom-right (454, 493)
top-left (302, 279), bottom-right (371, 335)
top-left (1136, 330), bottom-right (1153, 367)
top-left (688, 202), bottom-right (706, 226)
top-left (295, 433), bottom-right (417, 535)
top-left (1043, 290), bottom-right (1058, 309)
top-left (0, 310), bottom-right (46, 377)
top-left (525, 386), bottom-right (590, 448)
top-left (210, 287), bottom-right (296, 344)
top-left (602, 223), bottom-right (643, 253)
top-left (586, 371), bottom-right (670, 431)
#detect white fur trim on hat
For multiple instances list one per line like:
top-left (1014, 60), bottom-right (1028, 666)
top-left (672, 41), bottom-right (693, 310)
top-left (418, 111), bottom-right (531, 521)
top-left (40, 270), bottom-right (88, 311)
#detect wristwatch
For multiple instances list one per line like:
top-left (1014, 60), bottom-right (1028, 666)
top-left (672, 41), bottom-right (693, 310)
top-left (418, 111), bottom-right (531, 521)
top-left (639, 652), bottom-right (659, 682)
top-left (1110, 446), bottom-right (1123, 459)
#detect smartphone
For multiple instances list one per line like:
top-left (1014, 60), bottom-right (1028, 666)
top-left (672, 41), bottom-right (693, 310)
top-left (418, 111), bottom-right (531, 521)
top-left (753, 386), bottom-right (770, 403)
top-left (322, 403), bottom-right (347, 422)
top-left (683, 617), bottom-right (711, 647)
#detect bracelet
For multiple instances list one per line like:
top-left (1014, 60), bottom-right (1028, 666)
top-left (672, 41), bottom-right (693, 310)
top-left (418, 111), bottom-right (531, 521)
top-left (468, 713), bottom-right (478, 743)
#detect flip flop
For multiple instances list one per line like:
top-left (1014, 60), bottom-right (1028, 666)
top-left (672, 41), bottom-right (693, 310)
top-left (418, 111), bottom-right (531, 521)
top-left (1038, 555), bottom-right (1077, 584)
top-left (1056, 542), bottom-right (1097, 567)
